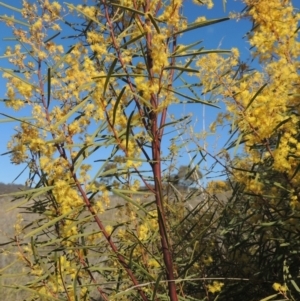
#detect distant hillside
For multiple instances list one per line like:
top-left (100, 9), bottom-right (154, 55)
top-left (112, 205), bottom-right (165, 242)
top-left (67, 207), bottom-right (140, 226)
top-left (0, 182), bottom-right (26, 194)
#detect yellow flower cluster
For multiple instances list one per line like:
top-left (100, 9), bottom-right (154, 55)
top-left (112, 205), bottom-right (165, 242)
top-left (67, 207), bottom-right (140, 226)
top-left (138, 223), bottom-right (149, 241)
top-left (210, 1), bottom-right (300, 207)
top-left (272, 282), bottom-right (287, 292)
top-left (75, 5), bottom-right (100, 19)
top-left (4, 76), bottom-right (33, 107)
top-left (196, 49), bottom-right (239, 95)
top-left (206, 180), bottom-right (229, 194)
top-left (151, 32), bottom-right (169, 74)
top-left (193, 0), bottom-right (214, 9)
top-left (207, 281), bottom-right (224, 293)
top-left (245, 0), bottom-right (300, 61)
top-left (202, 255), bottom-right (213, 265)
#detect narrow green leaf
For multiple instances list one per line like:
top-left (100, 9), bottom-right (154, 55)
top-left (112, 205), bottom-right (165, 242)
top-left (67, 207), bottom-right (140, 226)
top-left (24, 208), bottom-right (77, 238)
top-left (5, 198), bottom-right (31, 213)
top-left (73, 144), bottom-right (91, 171)
top-left (53, 96), bottom-right (90, 129)
top-left (110, 289), bottom-right (133, 300)
top-left (171, 49), bottom-right (230, 58)
top-left (78, 81), bottom-right (95, 90)
top-left (23, 271), bottom-right (51, 288)
top-left (2, 37), bottom-right (18, 41)
top-left (174, 49), bottom-right (201, 81)
top-left (47, 68), bottom-right (51, 108)
top-left (92, 73), bottom-right (148, 79)
top-left (273, 182), bottom-right (293, 192)
top-left (0, 259), bottom-right (19, 272)
top-left (0, 15), bottom-right (29, 27)
top-left (111, 189), bottom-right (148, 215)
top-left (147, 13), bottom-right (160, 33)
top-left (245, 83), bottom-right (268, 111)
top-left (90, 158), bottom-right (112, 186)
top-left (45, 137), bottom-right (66, 144)
top-left (0, 52), bottom-right (27, 59)
top-left (223, 0), bottom-right (227, 12)
top-left (225, 138), bottom-right (248, 151)
top-left (151, 272), bottom-right (164, 301)
top-left (40, 232), bottom-right (98, 248)
top-left (52, 45), bottom-right (75, 72)
top-left (224, 127), bottom-right (238, 148)
top-left (1, 272), bottom-right (29, 278)
top-left (290, 280), bottom-right (300, 292)
top-left (280, 242), bottom-right (290, 247)
top-left (0, 185), bottom-right (54, 198)
top-left (124, 251), bottom-right (156, 280)
top-left (113, 86), bottom-right (126, 126)
top-left (260, 221), bottom-right (282, 226)
top-left (233, 133), bottom-right (243, 156)
top-left (163, 87), bottom-right (220, 108)
top-left (98, 167), bottom-right (118, 178)
top-left (120, 33), bottom-right (146, 49)
top-left (174, 18), bottom-right (229, 35)
top-left (103, 58), bottom-right (118, 97)
top-left (0, 116), bottom-right (34, 123)
top-left (88, 266), bottom-right (118, 272)
top-left (6, 186), bottom-right (55, 211)
top-left (0, 68), bottom-right (37, 89)
top-left (126, 110), bottom-right (135, 151)
top-left (31, 236), bottom-right (39, 263)
top-left (44, 31), bottom-right (60, 44)
top-left (117, 23), bottom-right (136, 39)
top-left (0, 113), bottom-right (45, 131)
top-left (110, 3), bottom-right (145, 16)
top-left (163, 66), bottom-right (199, 73)
top-left (112, 189), bottom-right (152, 195)
top-left (3, 284), bottom-right (65, 301)
top-left (0, 2), bottom-right (22, 13)
top-left (272, 118), bottom-right (291, 133)
top-left (171, 41), bottom-right (203, 56)
top-left (259, 293), bottom-right (279, 300)
top-left (185, 165), bottom-right (198, 181)
top-left (159, 115), bottom-right (189, 130)
top-left (95, 157), bottom-right (157, 166)
top-left (73, 266), bottom-right (81, 301)
top-left (65, 3), bottom-right (106, 29)
top-left (131, 91), bottom-right (153, 107)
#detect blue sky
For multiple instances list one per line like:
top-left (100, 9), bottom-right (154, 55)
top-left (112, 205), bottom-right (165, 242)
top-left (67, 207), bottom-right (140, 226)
top-left (0, 0), bottom-right (254, 184)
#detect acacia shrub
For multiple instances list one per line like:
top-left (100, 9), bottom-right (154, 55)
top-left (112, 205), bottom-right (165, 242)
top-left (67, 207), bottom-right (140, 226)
top-left (0, 0), bottom-right (235, 300)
